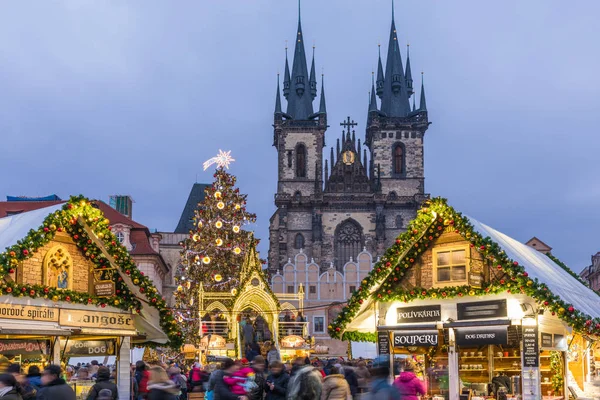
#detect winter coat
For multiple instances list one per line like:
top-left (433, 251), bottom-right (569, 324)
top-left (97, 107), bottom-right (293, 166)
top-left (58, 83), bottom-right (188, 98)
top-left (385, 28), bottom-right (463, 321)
top-left (265, 372), bottom-right (289, 400)
top-left (36, 378), bottom-right (76, 400)
top-left (267, 349), bottom-right (281, 365)
top-left (223, 367), bottom-right (254, 395)
top-left (208, 370), bottom-right (225, 392)
top-left (243, 324), bottom-right (254, 344)
top-left (135, 370), bottom-right (150, 394)
top-left (353, 367), bottom-right (370, 390)
top-left (392, 372), bottom-right (425, 400)
top-left (247, 367), bottom-right (266, 400)
top-left (91, 380), bottom-right (119, 400)
top-left (0, 388), bottom-right (22, 400)
top-left (213, 373), bottom-right (240, 400)
top-left (286, 365), bottom-right (323, 400)
top-left (147, 382), bottom-right (178, 400)
top-left (343, 368), bottom-right (358, 396)
top-left (363, 378), bottom-right (401, 400)
top-left (320, 374), bottom-right (351, 400)
top-left (26, 375), bottom-right (42, 391)
top-left (87, 379), bottom-right (119, 400)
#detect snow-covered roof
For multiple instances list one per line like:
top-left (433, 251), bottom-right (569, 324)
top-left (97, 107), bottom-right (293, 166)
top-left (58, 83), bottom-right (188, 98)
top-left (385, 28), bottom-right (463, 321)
top-left (468, 216), bottom-right (600, 320)
top-left (0, 204), bottom-right (63, 251)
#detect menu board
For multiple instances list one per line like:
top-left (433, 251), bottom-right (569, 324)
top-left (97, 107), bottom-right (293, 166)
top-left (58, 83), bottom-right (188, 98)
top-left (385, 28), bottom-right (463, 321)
top-left (522, 325), bottom-right (539, 367)
top-left (378, 331), bottom-right (390, 355)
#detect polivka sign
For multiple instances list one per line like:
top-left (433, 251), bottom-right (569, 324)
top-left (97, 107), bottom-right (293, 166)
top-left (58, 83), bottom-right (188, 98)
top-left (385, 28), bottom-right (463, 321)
top-left (59, 309), bottom-right (134, 330)
top-left (393, 330), bottom-right (438, 347)
top-left (0, 304), bottom-right (58, 322)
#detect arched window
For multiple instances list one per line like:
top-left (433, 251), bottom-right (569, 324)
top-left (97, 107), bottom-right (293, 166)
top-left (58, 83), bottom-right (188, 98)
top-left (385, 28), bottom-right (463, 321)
top-left (296, 145), bottom-right (307, 178)
top-left (294, 233), bottom-right (305, 249)
top-left (395, 215), bottom-right (403, 229)
top-left (393, 144), bottom-right (404, 175)
top-left (335, 220), bottom-right (363, 269)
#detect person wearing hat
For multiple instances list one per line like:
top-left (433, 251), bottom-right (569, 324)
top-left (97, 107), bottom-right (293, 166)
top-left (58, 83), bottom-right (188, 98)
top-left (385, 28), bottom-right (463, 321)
top-left (37, 365), bottom-right (76, 400)
top-left (366, 357), bottom-right (400, 400)
top-left (392, 362), bottom-right (425, 400)
top-left (247, 356), bottom-right (266, 400)
top-left (86, 367), bottom-right (118, 400)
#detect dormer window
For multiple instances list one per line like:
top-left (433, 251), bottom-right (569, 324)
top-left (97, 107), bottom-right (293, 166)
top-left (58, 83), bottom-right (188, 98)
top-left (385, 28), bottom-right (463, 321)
top-left (433, 245), bottom-right (469, 287)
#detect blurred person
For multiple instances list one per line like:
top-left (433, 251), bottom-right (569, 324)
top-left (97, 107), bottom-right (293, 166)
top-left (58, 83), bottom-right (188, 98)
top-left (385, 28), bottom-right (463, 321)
top-left (353, 362), bottom-right (370, 394)
top-left (86, 367), bottom-right (118, 400)
top-left (392, 363), bottom-right (424, 400)
top-left (72, 367), bottom-right (90, 381)
top-left (286, 357), bottom-right (322, 400)
top-left (267, 346), bottom-right (280, 366)
top-left (6, 365), bottom-right (33, 400)
top-left (213, 358), bottom-right (248, 400)
top-left (167, 367), bottom-right (187, 400)
top-left (135, 361), bottom-right (150, 400)
top-left (98, 389), bottom-right (114, 400)
top-left (36, 365), bottom-right (76, 400)
top-left (320, 366), bottom-right (351, 400)
top-left (89, 361), bottom-right (100, 378)
top-left (342, 363), bottom-right (358, 399)
top-left (264, 361), bottom-right (288, 400)
top-left (147, 367), bottom-right (178, 400)
top-left (0, 373), bottom-right (22, 400)
top-left (188, 362), bottom-right (206, 393)
top-left (223, 360), bottom-right (254, 397)
top-left (25, 367), bottom-right (41, 391)
top-left (247, 356), bottom-right (266, 400)
top-left (365, 357), bottom-right (400, 400)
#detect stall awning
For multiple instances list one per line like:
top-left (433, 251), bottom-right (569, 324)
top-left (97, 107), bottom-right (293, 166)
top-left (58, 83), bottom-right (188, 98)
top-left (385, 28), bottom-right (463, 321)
top-left (0, 319), bottom-right (72, 336)
top-left (133, 307), bottom-right (168, 344)
top-left (377, 323), bottom-right (438, 331)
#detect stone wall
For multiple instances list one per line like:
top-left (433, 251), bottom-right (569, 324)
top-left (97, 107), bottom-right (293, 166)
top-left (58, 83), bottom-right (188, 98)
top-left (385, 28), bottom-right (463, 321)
top-left (19, 232), bottom-right (92, 292)
top-left (276, 129), bottom-right (324, 196)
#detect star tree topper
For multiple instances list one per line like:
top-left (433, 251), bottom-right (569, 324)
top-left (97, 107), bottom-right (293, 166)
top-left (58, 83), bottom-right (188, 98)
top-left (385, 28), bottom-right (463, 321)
top-left (203, 149), bottom-right (235, 171)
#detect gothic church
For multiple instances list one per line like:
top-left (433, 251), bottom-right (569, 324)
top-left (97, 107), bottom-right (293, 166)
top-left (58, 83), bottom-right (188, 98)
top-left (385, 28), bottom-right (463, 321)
top-left (268, 5), bottom-right (431, 274)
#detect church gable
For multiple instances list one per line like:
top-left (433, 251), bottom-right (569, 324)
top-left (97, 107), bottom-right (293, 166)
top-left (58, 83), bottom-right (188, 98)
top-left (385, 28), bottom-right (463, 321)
top-left (329, 197), bottom-right (600, 340)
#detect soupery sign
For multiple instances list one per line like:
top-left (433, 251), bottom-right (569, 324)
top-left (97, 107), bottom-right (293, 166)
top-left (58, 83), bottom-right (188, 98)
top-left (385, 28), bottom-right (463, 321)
top-left (59, 309), bottom-right (134, 330)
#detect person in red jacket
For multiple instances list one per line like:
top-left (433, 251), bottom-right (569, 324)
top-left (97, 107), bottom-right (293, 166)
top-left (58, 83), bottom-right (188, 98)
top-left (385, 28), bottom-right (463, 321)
top-left (135, 361), bottom-right (150, 400)
top-left (392, 363), bottom-right (425, 400)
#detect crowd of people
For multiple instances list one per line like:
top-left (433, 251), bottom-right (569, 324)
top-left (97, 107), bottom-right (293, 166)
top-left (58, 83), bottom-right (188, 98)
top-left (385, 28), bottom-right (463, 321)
top-left (0, 355), bottom-right (426, 400)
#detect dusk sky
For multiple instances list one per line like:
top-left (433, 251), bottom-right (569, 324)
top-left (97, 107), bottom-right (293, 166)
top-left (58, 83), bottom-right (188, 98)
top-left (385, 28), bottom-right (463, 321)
top-left (1, 1), bottom-right (598, 271)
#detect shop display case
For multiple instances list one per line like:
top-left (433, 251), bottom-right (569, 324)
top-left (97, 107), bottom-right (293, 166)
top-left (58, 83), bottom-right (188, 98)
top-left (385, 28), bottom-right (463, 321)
top-left (457, 346), bottom-right (490, 390)
top-left (69, 381), bottom-right (95, 400)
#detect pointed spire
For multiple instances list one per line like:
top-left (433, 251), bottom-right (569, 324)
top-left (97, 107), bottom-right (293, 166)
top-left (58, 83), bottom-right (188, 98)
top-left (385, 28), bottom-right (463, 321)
top-left (275, 74), bottom-right (282, 115)
top-left (330, 146), bottom-right (335, 168)
top-left (309, 46), bottom-right (317, 99)
top-left (405, 44), bottom-right (414, 97)
top-left (286, 0), bottom-right (314, 119)
top-left (336, 138), bottom-right (341, 157)
top-left (412, 91), bottom-right (416, 112)
top-left (376, 44), bottom-right (384, 98)
top-left (357, 138), bottom-right (361, 157)
top-left (369, 72), bottom-right (378, 112)
top-left (352, 130), bottom-right (356, 148)
top-left (419, 72), bottom-right (427, 111)
top-left (318, 74), bottom-right (327, 114)
top-left (324, 159), bottom-right (329, 182)
top-left (380, 3), bottom-right (411, 117)
top-left (283, 45), bottom-right (291, 99)
top-left (345, 129), bottom-right (351, 143)
top-left (363, 149), bottom-right (368, 172)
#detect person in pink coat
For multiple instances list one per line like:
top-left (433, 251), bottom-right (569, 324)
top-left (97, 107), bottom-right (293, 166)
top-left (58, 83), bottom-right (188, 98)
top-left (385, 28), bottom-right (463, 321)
top-left (393, 364), bottom-right (425, 400)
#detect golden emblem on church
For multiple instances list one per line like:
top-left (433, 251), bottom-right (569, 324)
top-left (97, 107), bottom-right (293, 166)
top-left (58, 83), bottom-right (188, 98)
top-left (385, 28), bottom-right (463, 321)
top-left (342, 150), bottom-right (355, 165)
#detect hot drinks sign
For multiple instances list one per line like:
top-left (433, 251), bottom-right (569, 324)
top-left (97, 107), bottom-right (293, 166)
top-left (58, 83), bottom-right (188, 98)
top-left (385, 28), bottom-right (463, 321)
top-left (396, 305), bottom-right (441, 324)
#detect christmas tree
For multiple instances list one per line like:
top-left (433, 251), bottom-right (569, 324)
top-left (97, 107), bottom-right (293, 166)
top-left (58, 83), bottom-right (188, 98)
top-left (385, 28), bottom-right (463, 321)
top-left (174, 150), bottom-right (257, 341)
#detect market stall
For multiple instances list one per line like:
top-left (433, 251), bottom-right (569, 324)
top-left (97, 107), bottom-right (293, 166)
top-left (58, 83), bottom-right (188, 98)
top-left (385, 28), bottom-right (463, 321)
top-left (329, 198), bottom-right (600, 400)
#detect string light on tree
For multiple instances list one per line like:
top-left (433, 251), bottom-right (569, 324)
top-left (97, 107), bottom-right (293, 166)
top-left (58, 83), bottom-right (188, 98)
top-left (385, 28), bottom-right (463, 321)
top-left (174, 150), bottom-right (257, 343)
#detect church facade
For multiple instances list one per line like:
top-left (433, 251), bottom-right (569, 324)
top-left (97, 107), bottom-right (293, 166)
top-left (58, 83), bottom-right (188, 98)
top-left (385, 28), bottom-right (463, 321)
top-left (268, 6), bottom-right (431, 275)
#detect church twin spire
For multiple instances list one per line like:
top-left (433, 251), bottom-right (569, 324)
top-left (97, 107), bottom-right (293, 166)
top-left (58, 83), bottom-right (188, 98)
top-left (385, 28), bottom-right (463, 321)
top-left (275, 1), bottom-right (326, 121)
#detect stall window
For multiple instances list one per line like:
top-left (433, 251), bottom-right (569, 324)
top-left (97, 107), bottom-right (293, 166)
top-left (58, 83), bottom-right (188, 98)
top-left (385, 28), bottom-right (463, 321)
top-left (433, 245), bottom-right (469, 286)
top-left (313, 316), bottom-right (325, 333)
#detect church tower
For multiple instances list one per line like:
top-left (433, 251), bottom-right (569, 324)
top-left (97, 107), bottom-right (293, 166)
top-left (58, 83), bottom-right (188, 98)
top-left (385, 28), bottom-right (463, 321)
top-left (366, 7), bottom-right (430, 198)
top-left (268, 2), bottom-right (431, 274)
top-left (270, 4), bottom-right (327, 270)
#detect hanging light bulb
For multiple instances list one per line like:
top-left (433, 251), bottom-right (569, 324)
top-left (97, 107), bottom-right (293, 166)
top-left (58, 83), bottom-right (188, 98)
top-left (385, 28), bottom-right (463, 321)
top-left (186, 281), bottom-right (191, 289)
top-left (214, 274), bottom-right (222, 282)
top-left (215, 221), bottom-right (223, 229)
top-left (216, 238), bottom-right (223, 246)
top-left (231, 288), bottom-right (238, 296)
top-left (194, 255), bottom-right (200, 262)
top-left (202, 256), bottom-right (211, 264)
top-left (214, 191), bottom-right (222, 199)
top-left (177, 285), bottom-right (183, 292)
top-left (190, 297), bottom-right (194, 306)
top-left (232, 226), bottom-right (240, 233)
top-left (192, 234), bottom-right (200, 242)
top-left (235, 204), bottom-right (241, 210)
top-left (217, 201), bottom-right (225, 210)
top-left (233, 247), bottom-right (241, 255)
top-left (198, 221), bottom-right (203, 228)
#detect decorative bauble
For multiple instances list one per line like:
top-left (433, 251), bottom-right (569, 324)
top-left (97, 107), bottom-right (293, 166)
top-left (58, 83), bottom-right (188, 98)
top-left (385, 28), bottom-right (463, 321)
top-left (52, 295), bottom-right (58, 302)
top-left (202, 256), bottom-right (211, 264)
top-left (215, 221), bottom-right (223, 229)
top-left (114, 300), bottom-right (120, 305)
top-left (233, 247), bottom-right (241, 255)
top-left (216, 238), bottom-right (223, 246)
top-left (44, 287), bottom-right (49, 294)
top-left (217, 202), bottom-right (225, 210)
top-left (189, 298), bottom-right (194, 306)
top-left (214, 274), bottom-right (222, 282)
top-left (233, 226), bottom-right (240, 233)
top-left (134, 279), bottom-right (139, 284)
top-left (177, 285), bottom-right (183, 292)
top-left (197, 221), bottom-right (203, 228)
top-left (9, 251), bottom-right (15, 257)
top-left (235, 204), bottom-right (241, 210)
top-left (193, 234), bottom-right (200, 242)
top-left (65, 296), bottom-right (71, 302)
top-left (22, 249), bottom-right (28, 255)
top-left (214, 191), bottom-right (222, 199)
top-left (568, 306), bottom-right (574, 313)
top-left (231, 288), bottom-right (238, 296)
top-left (29, 290), bottom-right (35, 296)
top-left (49, 224), bottom-right (57, 231)
top-left (8, 269), bottom-right (14, 274)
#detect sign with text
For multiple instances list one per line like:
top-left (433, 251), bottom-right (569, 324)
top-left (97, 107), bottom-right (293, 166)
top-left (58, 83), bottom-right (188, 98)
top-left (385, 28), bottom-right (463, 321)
top-left (396, 305), bottom-right (441, 324)
top-left (378, 332), bottom-right (390, 355)
top-left (60, 309), bottom-right (135, 331)
top-left (541, 333), bottom-right (553, 348)
top-left (393, 330), bottom-right (438, 347)
top-left (523, 325), bottom-right (539, 367)
top-left (468, 272), bottom-right (484, 288)
top-left (0, 303), bottom-right (58, 322)
top-left (455, 326), bottom-right (508, 346)
top-left (0, 340), bottom-right (50, 356)
top-left (94, 281), bottom-right (115, 297)
top-left (457, 299), bottom-right (507, 320)
top-left (64, 340), bottom-right (115, 356)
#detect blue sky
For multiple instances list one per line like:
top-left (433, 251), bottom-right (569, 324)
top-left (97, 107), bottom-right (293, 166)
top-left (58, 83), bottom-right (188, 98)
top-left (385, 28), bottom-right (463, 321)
top-left (0, 1), bottom-right (599, 271)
